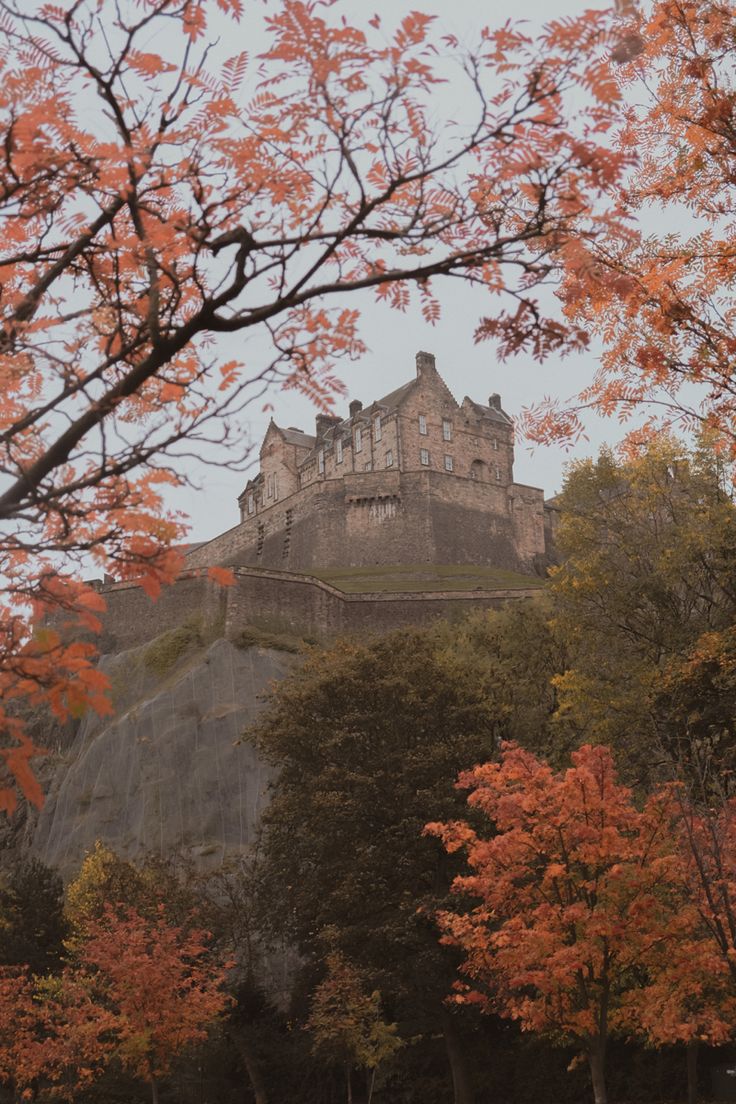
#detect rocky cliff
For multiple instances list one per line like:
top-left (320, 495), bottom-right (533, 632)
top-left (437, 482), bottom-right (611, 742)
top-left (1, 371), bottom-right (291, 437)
top-left (29, 629), bottom-right (297, 881)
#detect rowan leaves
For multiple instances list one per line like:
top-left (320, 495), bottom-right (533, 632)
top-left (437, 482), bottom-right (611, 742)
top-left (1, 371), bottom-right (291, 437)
top-left (0, 0), bottom-right (629, 808)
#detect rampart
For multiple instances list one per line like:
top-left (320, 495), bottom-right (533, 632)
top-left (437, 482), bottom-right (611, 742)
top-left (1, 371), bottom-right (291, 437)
top-left (96, 566), bottom-right (544, 653)
top-left (185, 470), bottom-right (545, 576)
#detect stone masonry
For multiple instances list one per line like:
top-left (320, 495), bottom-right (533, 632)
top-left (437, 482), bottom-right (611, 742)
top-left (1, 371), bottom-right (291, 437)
top-left (187, 352), bottom-right (550, 574)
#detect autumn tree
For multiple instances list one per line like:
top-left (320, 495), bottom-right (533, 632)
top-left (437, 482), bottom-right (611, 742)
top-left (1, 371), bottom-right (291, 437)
top-left (0, 0), bottom-right (630, 810)
top-left (548, 437), bottom-right (736, 784)
top-left (306, 949), bottom-right (403, 1104)
top-left (75, 903), bottom-right (229, 1104)
top-left (428, 743), bottom-right (686, 1104)
top-left (526, 0), bottom-right (736, 459)
top-left (0, 966), bottom-right (116, 1100)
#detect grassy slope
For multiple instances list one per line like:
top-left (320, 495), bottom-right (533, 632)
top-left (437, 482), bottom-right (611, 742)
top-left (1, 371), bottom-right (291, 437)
top-left (310, 563), bottom-right (546, 594)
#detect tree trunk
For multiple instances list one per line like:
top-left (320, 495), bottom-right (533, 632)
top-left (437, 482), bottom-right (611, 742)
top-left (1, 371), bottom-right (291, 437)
top-left (346, 1063), bottom-right (352, 1104)
top-left (441, 1006), bottom-right (475, 1104)
top-left (367, 1066), bottom-right (377, 1104)
top-left (149, 1074), bottom-right (159, 1104)
top-left (687, 1039), bottom-right (699, 1104)
top-left (587, 1044), bottom-right (607, 1104)
top-left (229, 1027), bottom-right (269, 1104)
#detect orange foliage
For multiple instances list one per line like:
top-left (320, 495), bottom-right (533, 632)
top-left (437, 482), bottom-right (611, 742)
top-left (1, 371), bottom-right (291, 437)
top-left (0, 1), bottom-right (627, 808)
top-left (524, 1), bottom-right (736, 459)
top-left (428, 744), bottom-right (687, 1103)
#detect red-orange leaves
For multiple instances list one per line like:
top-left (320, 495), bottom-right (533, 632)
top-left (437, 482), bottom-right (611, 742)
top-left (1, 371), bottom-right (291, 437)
top-left (428, 744), bottom-right (686, 1102)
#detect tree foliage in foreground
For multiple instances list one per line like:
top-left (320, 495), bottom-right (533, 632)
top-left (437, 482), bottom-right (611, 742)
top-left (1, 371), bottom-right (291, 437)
top-left (0, 0), bottom-right (628, 811)
top-left (527, 0), bottom-right (736, 456)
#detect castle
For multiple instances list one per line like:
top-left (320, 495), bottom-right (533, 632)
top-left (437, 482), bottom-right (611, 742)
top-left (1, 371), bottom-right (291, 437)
top-left (186, 352), bottom-right (552, 575)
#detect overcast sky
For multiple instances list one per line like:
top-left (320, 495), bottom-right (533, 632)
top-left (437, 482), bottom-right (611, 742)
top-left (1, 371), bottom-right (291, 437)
top-left (176, 0), bottom-right (631, 543)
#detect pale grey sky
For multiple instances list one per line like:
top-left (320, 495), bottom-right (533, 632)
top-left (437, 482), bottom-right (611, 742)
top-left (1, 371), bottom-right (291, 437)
top-left (175, 0), bottom-right (632, 543)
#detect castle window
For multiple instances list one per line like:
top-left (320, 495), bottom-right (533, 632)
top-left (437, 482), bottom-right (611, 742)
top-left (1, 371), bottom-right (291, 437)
top-left (493, 437), bottom-right (499, 451)
top-left (355, 427), bottom-right (363, 453)
top-left (318, 449), bottom-right (325, 475)
top-left (364, 461), bottom-right (372, 471)
top-left (267, 474), bottom-right (274, 499)
top-left (442, 419), bottom-right (452, 442)
top-left (418, 414), bottom-right (427, 436)
top-left (420, 448), bottom-right (430, 466)
top-left (385, 450), bottom-right (393, 467)
top-left (273, 475), bottom-right (279, 500)
top-left (374, 415), bottom-right (382, 442)
top-left (336, 437), bottom-right (343, 464)
top-left (247, 493), bottom-right (254, 515)
top-left (470, 459), bottom-right (486, 481)
top-left (444, 454), bottom-right (453, 472)
top-left (495, 464), bottom-right (501, 482)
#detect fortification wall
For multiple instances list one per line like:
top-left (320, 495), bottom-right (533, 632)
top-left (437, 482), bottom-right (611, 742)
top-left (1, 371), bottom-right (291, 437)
top-left (186, 469), bottom-right (544, 574)
top-left (96, 567), bottom-right (543, 652)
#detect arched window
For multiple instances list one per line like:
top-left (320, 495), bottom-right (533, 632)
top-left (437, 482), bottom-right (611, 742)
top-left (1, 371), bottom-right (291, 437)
top-left (470, 459), bottom-right (487, 482)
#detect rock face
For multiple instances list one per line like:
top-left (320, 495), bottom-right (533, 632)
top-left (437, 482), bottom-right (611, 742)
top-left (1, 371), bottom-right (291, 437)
top-left (31, 636), bottom-right (295, 881)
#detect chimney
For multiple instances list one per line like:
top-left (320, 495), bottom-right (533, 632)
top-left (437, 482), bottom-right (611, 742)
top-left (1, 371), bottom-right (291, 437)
top-left (489, 393), bottom-right (502, 410)
top-left (416, 350), bottom-right (436, 377)
top-left (349, 399), bottom-right (363, 418)
top-left (315, 413), bottom-right (339, 439)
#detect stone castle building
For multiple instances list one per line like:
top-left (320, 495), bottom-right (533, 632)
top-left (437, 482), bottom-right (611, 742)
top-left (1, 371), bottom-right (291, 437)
top-left (186, 351), bottom-right (550, 574)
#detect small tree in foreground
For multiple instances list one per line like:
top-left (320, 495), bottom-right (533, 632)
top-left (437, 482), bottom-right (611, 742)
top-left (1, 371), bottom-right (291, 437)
top-left (78, 904), bottom-right (230, 1104)
top-left (307, 949), bottom-right (403, 1104)
top-left (427, 744), bottom-right (685, 1104)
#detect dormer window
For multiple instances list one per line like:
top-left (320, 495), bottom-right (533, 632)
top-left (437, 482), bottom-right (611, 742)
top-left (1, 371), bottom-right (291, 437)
top-left (355, 427), bottom-right (363, 453)
top-left (336, 437), bottom-right (343, 464)
top-left (247, 493), bottom-right (254, 515)
top-left (273, 475), bottom-right (279, 500)
top-left (442, 419), bottom-right (452, 442)
top-left (374, 415), bottom-right (382, 442)
top-left (267, 474), bottom-right (274, 499)
top-left (418, 414), bottom-right (427, 436)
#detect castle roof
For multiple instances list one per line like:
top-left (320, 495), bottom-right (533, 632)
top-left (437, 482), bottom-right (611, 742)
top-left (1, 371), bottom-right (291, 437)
top-left (279, 426), bottom-right (316, 449)
top-left (370, 379), bottom-right (415, 413)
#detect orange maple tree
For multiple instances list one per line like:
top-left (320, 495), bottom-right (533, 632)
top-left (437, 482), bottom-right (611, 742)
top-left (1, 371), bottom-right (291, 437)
top-left (427, 743), bottom-right (686, 1104)
top-left (524, 0), bottom-right (736, 456)
top-left (0, 966), bottom-right (116, 1100)
top-left (0, 0), bottom-right (630, 811)
top-left (77, 903), bottom-right (229, 1104)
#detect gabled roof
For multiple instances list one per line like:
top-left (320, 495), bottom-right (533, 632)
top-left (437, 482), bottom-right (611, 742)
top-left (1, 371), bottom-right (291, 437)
top-left (279, 426), bottom-right (316, 449)
top-left (463, 397), bottom-right (513, 424)
top-left (369, 378), bottom-right (415, 413)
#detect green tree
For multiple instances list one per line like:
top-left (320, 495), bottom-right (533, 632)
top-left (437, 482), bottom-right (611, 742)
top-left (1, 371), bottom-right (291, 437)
top-left (307, 949), bottom-right (402, 1104)
top-left (251, 619), bottom-right (560, 1104)
top-left (550, 437), bottom-right (736, 783)
top-left (0, 856), bottom-right (67, 974)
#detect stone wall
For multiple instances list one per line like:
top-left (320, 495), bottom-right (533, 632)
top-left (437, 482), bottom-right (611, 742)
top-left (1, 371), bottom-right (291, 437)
top-left (186, 468), bottom-right (545, 574)
top-left (96, 567), bottom-right (544, 653)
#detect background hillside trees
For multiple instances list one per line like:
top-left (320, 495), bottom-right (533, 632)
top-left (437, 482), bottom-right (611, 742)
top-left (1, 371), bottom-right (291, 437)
top-left (549, 437), bottom-right (736, 785)
top-left (251, 623), bottom-right (560, 1104)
